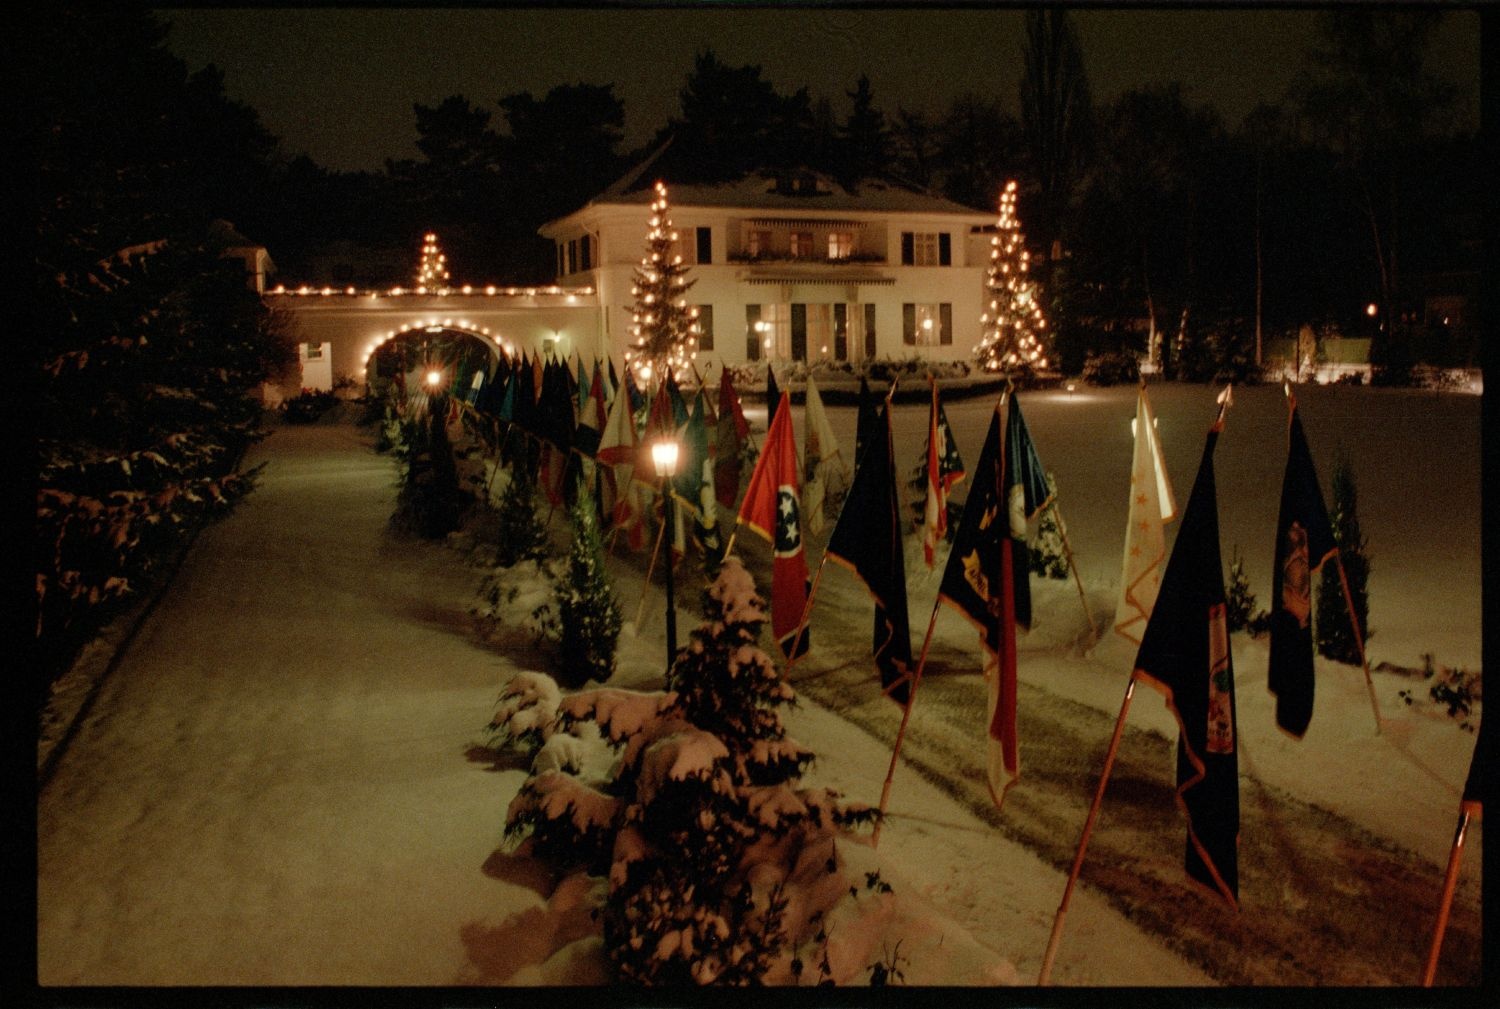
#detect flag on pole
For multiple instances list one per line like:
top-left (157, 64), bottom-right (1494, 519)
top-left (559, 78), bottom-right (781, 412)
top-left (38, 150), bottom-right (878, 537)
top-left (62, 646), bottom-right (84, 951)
top-left (854, 376), bottom-right (879, 468)
top-left (737, 392), bottom-right (809, 658)
top-left (686, 393), bottom-right (721, 560)
top-left (715, 370), bottom-right (751, 508)
top-left (920, 381), bottom-right (966, 567)
top-left (826, 400), bottom-right (913, 704)
top-left (802, 373), bottom-right (847, 535)
top-left (1132, 415), bottom-right (1240, 907)
top-left (598, 376), bottom-right (647, 550)
top-left (937, 401), bottom-right (1019, 804)
top-left (574, 362), bottom-right (607, 458)
top-left (1003, 389), bottom-right (1052, 628)
top-left (1116, 384), bottom-right (1178, 645)
top-left (1267, 392), bottom-right (1338, 737)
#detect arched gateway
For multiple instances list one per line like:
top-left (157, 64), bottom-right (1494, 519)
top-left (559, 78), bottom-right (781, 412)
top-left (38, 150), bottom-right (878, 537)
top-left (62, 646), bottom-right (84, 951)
top-left (264, 236), bottom-right (600, 402)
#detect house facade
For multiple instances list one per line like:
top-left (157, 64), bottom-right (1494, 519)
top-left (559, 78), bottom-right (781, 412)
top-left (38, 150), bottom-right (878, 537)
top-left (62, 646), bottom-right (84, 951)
top-left (538, 167), bottom-right (995, 372)
top-left (268, 167), bottom-right (999, 397)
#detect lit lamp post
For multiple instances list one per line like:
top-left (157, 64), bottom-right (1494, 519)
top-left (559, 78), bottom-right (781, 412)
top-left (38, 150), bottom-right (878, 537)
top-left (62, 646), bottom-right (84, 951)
top-left (651, 438), bottom-right (680, 671)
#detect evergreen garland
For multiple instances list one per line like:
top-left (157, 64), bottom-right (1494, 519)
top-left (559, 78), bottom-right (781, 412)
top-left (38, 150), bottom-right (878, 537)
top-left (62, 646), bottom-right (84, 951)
top-left (553, 480), bottom-right (623, 688)
top-left (1317, 457), bottom-right (1371, 664)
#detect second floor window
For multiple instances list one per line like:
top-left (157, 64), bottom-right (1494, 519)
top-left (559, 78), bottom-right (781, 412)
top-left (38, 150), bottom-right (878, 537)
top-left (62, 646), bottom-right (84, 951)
top-left (748, 229), bottom-right (772, 257)
top-left (790, 231), bottom-right (814, 259)
top-left (828, 231), bottom-right (853, 259)
top-left (901, 231), bottom-right (952, 266)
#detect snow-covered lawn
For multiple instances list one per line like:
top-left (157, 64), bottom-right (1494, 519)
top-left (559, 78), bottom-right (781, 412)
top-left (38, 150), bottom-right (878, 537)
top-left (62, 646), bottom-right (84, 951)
top-left (36, 382), bottom-right (1480, 986)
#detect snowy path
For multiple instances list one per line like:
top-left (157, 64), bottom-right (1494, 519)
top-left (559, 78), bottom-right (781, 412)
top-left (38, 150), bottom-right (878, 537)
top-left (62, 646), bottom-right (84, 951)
top-left (37, 382), bottom-right (1481, 987)
top-left (36, 416), bottom-right (1209, 986)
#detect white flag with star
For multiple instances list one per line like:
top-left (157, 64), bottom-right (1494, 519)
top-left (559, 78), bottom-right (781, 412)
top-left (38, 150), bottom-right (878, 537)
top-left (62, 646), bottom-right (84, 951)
top-left (1115, 384), bottom-right (1177, 644)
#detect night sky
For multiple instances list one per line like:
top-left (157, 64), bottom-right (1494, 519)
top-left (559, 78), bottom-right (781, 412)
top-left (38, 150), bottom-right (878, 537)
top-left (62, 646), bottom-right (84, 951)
top-left (160, 6), bottom-right (1480, 174)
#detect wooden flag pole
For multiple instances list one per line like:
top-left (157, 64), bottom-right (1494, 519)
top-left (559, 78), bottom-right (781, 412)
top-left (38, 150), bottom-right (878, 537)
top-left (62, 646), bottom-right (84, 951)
top-left (1422, 808), bottom-right (1473, 986)
top-left (781, 553), bottom-right (831, 679)
top-left (634, 503), bottom-right (669, 630)
top-left (1334, 552), bottom-right (1383, 734)
top-left (871, 600), bottom-right (943, 849)
top-left (1048, 499), bottom-right (1097, 642)
top-left (1038, 674), bottom-right (1139, 985)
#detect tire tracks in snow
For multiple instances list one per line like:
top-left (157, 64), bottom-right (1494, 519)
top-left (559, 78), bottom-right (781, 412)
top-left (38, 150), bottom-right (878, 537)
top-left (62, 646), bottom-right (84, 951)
top-left (788, 610), bottom-right (1481, 986)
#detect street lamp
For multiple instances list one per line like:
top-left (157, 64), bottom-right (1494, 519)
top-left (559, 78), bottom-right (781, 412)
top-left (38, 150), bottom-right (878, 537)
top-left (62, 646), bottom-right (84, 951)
top-left (651, 438), bottom-right (681, 671)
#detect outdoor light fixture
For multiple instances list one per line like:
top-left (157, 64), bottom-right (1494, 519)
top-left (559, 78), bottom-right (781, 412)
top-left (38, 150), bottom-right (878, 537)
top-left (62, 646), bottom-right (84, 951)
top-left (651, 438), bottom-right (681, 671)
top-left (651, 439), bottom-right (680, 479)
top-left (425, 370), bottom-right (443, 388)
top-left (1366, 303), bottom-right (1379, 317)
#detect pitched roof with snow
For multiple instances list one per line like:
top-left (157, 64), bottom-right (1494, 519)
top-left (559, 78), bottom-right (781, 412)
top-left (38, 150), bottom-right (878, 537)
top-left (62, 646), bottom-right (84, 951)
top-left (547, 140), bottom-right (990, 226)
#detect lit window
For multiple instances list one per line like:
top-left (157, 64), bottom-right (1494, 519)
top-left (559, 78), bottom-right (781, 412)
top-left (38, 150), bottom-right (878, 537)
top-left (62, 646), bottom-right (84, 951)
top-left (902, 303), bottom-right (952, 346)
top-left (790, 232), bottom-right (814, 259)
top-left (828, 231), bottom-right (853, 259)
top-left (747, 229), bottom-right (772, 257)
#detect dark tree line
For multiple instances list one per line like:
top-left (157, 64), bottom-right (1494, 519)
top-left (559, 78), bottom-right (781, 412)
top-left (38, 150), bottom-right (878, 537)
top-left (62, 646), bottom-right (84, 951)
top-left (248, 12), bottom-right (1476, 381)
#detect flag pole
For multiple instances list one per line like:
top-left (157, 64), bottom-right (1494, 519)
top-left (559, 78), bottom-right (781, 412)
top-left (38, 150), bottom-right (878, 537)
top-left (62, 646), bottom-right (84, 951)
top-left (782, 552), bottom-right (830, 678)
top-left (1049, 499), bottom-right (1097, 642)
top-left (1422, 807), bottom-right (1473, 985)
top-left (871, 600), bottom-right (943, 849)
top-left (634, 502), bottom-right (668, 630)
top-left (1038, 673), bottom-right (1139, 985)
top-left (1334, 552), bottom-right (1383, 734)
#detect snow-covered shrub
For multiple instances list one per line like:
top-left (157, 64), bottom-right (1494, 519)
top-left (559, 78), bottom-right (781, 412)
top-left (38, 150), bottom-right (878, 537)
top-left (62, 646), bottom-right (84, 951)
top-left (553, 483), bottom-right (622, 688)
top-left (502, 557), bottom-right (877, 985)
top-left (484, 670), bottom-right (563, 754)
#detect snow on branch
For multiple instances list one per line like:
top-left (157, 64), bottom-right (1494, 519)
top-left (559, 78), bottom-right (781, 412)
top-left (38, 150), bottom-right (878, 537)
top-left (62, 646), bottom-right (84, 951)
top-left (559, 687), bottom-right (681, 746)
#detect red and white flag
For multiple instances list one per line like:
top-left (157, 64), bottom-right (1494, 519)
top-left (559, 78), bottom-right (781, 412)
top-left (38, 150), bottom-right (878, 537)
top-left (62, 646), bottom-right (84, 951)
top-left (737, 392), bottom-right (809, 658)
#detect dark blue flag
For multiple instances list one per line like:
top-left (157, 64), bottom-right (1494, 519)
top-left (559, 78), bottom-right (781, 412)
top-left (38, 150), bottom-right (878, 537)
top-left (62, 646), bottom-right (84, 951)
top-left (1133, 422), bottom-right (1239, 907)
top-left (826, 401), bottom-right (913, 705)
top-left (1268, 395), bottom-right (1338, 737)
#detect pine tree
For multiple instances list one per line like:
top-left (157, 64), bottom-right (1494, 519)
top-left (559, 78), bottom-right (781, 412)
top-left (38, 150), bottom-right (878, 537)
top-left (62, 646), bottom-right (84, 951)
top-left (1224, 544), bottom-right (1258, 632)
top-left (553, 481), bottom-right (623, 688)
top-left (975, 180), bottom-right (1052, 378)
top-left (492, 465), bottom-right (549, 567)
top-left (1317, 457), bottom-right (1371, 664)
top-left (415, 232), bottom-right (451, 293)
top-left (623, 182), bottom-right (701, 386)
top-left (504, 559), bottom-right (876, 985)
top-left (1029, 473), bottom-right (1069, 579)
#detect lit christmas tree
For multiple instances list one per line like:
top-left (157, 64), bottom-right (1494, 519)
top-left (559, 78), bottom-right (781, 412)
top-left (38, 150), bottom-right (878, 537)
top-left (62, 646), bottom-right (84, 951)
top-left (975, 181), bottom-right (1050, 376)
top-left (415, 232), bottom-right (450, 293)
top-left (624, 182), bottom-right (700, 385)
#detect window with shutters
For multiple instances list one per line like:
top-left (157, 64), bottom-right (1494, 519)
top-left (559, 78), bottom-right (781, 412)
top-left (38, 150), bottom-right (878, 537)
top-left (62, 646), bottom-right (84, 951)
top-left (790, 231), bottom-right (814, 259)
top-left (567, 240), bottom-right (577, 275)
top-left (747, 229), bottom-right (772, 257)
top-left (827, 231), bottom-right (853, 260)
top-left (696, 226), bottom-right (712, 265)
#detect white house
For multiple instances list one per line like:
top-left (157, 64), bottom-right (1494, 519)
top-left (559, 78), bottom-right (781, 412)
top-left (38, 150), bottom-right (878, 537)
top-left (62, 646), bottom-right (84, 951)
top-left (539, 158), bottom-right (996, 372)
top-left (269, 161), bottom-right (1000, 397)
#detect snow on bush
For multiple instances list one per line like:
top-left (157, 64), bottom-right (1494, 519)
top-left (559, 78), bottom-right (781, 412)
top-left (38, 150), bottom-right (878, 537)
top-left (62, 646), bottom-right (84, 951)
top-left (483, 670), bottom-right (562, 753)
top-left (499, 556), bottom-right (880, 985)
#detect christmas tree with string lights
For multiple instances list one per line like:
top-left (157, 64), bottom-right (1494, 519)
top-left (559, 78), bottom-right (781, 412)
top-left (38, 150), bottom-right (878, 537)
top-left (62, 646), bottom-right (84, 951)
top-left (975, 181), bottom-right (1051, 377)
top-left (415, 232), bottom-right (451, 293)
top-left (623, 182), bottom-right (700, 385)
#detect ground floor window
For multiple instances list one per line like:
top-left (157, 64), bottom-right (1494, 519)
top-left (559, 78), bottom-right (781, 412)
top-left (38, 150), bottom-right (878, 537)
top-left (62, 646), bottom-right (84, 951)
top-left (695, 304), bottom-right (714, 351)
top-left (903, 303), bottom-right (953, 346)
top-left (745, 303), bottom-right (875, 363)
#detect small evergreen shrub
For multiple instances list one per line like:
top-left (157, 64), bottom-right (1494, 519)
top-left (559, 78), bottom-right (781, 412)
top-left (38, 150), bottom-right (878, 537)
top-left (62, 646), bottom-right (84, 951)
top-left (392, 398), bottom-right (463, 538)
top-left (1317, 458), bottom-right (1371, 664)
top-left (1224, 545), bottom-right (1267, 634)
top-left (1081, 351), bottom-right (1140, 387)
top-left (492, 467), bottom-right (550, 568)
top-left (281, 388), bottom-right (338, 424)
top-left (553, 482), bottom-right (623, 688)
